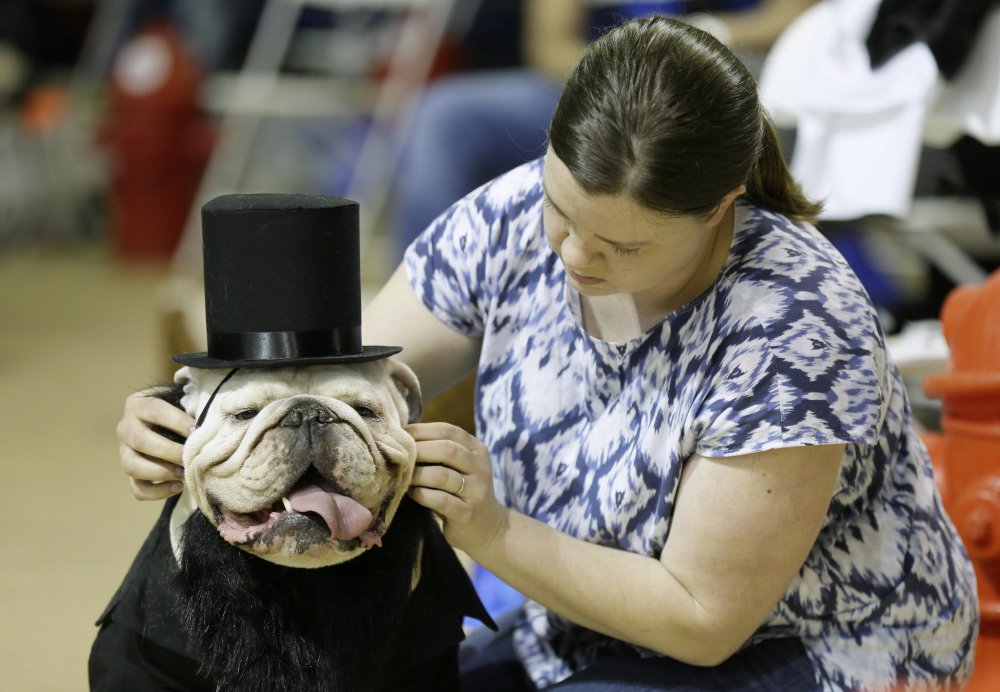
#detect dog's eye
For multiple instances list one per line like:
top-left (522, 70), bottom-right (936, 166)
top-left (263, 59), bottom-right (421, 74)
top-left (353, 405), bottom-right (377, 419)
top-left (233, 409), bottom-right (259, 421)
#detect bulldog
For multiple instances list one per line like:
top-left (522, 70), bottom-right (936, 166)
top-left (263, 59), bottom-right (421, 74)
top-left (90, 360), bottom-right (493, 692)
top-left (170, 360), bottom-right (422, 568)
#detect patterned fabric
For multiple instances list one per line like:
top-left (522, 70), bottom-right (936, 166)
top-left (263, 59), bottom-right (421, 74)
top-left (404, 159), bottom-right (978, 691)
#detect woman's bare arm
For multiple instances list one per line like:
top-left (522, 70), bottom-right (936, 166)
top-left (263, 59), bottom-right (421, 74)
top-left (411, 428), bottom-right (844, 665)
top-left (363, 264), bottom-right (482, 401)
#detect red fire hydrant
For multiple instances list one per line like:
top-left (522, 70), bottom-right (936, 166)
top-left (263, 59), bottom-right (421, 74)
top-left (923, 271), bottom-right (1000, 690)
top-left (99, 20), bottom-right (214, 261)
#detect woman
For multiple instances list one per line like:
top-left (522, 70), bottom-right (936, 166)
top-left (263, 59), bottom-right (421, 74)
top-left (118, 17), bottom-right (977, 691)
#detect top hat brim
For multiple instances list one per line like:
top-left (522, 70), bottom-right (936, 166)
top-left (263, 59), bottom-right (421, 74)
top-left (171, 345), bottom-right (402, 369)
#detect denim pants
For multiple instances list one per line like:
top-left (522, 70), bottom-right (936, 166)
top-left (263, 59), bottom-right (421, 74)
top-left (391, 69), bottom-right (562, 264)
top-left (459, 614), bottom-right (820, 692)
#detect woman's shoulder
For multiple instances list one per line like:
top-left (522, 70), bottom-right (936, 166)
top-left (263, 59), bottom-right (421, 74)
top-left (722, 202), bottom-right (877, 324)
top-left (730, 203), bottom-right (841, 274)
top-left (709, 202), bottom-right (887, 386)
top-left (409, 158), bottom-right (545, 263)
top-left (449, 157), bottom-right (549, 265)
top-left (691, 204), bottom-right (890, 455)
top-left (423, 157), bottom-right (545, 257)
top-left (467, 157), bottom-right (545, 217)
top-left (403, 157), bottom-right (551, 328)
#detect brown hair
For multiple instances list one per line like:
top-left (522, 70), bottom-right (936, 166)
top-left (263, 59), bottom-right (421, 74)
top-left (548, 16), bottom-right (821, 222)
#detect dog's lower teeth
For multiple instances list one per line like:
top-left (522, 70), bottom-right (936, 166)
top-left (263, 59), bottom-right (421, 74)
top-left (282, 496), bottom-right (292, 512)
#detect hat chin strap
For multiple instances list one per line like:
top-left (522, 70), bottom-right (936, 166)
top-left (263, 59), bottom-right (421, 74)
top-left (195, 367), bottom-right (241, 429)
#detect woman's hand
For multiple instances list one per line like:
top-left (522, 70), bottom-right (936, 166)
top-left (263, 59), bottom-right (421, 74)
top-left (406, 422), bottom-right (508, 553)
top-left (116, 387), bottom-right (194, 500)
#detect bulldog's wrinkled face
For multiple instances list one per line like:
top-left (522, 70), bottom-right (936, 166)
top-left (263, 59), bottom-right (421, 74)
top-left (173, 360), bottom-right (422, 568)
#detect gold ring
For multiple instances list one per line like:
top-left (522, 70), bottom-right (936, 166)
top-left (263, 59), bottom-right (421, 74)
top-left (456, 475), bottom-right (466, 497)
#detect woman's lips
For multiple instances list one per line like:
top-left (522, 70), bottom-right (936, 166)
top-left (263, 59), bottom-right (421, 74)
top-left (569, 270), bottom-right (604, 285)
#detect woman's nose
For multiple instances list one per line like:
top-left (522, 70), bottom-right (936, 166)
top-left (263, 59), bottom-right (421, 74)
top-left (561, 232), bottom-right (595, 266)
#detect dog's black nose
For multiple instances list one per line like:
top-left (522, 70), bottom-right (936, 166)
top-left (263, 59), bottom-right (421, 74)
top-left (280, 410), bottom-right (303, 427)
top-left (280, 404), bottom-right (337, 428)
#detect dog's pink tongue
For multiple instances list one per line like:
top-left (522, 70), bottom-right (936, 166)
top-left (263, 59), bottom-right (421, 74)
top-left (288, 485), bottom-right (372, 540)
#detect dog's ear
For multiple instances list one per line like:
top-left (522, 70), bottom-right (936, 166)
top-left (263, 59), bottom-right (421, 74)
top-left (174, 366), bottom-right (200, 417)
top-left (383, 359), bottom-right (422, 424)
top-left (174, 366), bottom-right (228, 419)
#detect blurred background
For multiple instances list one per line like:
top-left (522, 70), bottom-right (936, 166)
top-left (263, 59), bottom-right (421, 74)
top-left (1, 0), bottom-right (998, 689)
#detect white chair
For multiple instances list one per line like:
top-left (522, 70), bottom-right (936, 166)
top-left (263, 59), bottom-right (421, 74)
top-left (759, 0), bottom-right (1000, 286)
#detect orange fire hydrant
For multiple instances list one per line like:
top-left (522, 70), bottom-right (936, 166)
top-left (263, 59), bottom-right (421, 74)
top-left (923, 271), bottom-right (1000, 690)
top-left (99, 20), bottom-right (214, 261)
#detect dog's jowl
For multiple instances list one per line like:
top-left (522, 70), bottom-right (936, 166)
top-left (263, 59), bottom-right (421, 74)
top-left (90, 362), bottom-right (494, 692)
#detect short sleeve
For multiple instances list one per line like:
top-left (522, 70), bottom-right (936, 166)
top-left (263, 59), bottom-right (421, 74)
top-left (403, 188), bottom-right (494, 338)
top-left (694, 284), bottom-right (886, 458)
top-left (403, 160), bottom-right (544, 338)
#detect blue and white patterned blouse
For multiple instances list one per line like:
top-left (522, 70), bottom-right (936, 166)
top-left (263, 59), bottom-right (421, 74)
top-left (404, 159), bottom-right (978, 690)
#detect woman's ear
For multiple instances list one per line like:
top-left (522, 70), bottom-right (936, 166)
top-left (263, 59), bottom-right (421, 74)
top-left (706, 184), bottom-right (747, 227)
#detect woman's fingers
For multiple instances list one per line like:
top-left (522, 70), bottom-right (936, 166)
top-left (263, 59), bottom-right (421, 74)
top-left (407, 422), bottom-right (484, 475)
top-left (413, 439), bottom-right (477, 476)
top-left (408, 484), bottom-right (471, 518)
top-left (408, 424), bottom-right (480, 511)
top-left (408, 464), bottom-right (476, 529)
top-left (411, 463), bottom-right (469, 497)
top-left (117, 416), bottom-right (186, 467)
top-left (407, 421), bottom-right (478, 448)
top-left (129, 477), bottom-right (184, 501)
top-left (128, 389), bottom-right (195, 436)
top-left (117, 393), bottom-right (193, 465)
top-left (117, 389), bottom-right (193, 500)
top-left (120, 443), bottom-right (183, 482)
top-left (405, 422), bottom-right (507, 553)
top-left (121, 444), bottom-right (184, 500)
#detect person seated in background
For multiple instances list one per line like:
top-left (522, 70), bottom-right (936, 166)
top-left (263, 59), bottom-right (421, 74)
top-left (388, 0), bottom-right (818, 263)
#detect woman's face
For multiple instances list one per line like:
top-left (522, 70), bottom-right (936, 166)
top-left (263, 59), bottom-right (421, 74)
top-left (541, 148), bottom-right (731, 315)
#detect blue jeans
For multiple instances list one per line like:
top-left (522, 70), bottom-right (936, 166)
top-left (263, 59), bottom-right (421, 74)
top-left (390, 69), bottom-right (562, 263)
top-left (459, 613), bottom-right (820, 692)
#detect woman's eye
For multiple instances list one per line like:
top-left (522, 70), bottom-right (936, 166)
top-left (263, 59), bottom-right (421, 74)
top-left (613, 246), bottom-right (642, 257)
top-left (233, 409), bottom-right (259, 421)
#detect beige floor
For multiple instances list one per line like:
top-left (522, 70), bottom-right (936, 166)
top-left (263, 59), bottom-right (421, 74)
top-left (0, 243), bottom-right (178, 692)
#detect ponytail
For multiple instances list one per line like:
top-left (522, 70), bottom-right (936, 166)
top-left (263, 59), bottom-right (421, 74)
top-left (746, 113), bottom-right (823, 223)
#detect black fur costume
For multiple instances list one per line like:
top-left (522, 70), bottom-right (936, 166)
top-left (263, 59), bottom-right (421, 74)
top-left (89, 386), bottom-right (494, 691)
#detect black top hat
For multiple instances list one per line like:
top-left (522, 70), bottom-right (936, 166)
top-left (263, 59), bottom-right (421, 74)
top-left (172, 193), bottom-right (401, 369)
